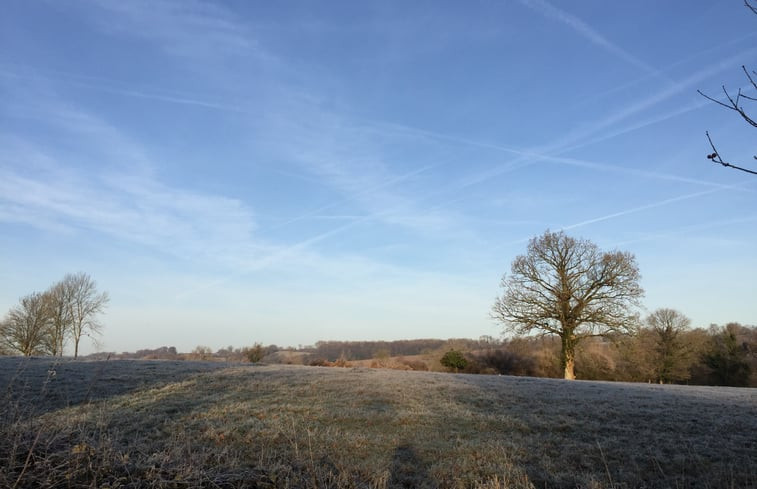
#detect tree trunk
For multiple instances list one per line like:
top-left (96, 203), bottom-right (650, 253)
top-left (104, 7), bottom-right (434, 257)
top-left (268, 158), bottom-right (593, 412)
top-left (561, 334), bottom-right (576, 380)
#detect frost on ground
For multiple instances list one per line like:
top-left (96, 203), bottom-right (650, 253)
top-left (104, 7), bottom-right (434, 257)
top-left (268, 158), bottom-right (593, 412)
top-left (1, 357), bottom-right (755, 488)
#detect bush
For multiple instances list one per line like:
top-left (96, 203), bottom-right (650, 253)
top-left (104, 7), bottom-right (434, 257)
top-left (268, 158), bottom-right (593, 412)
top-left (244, 343), bottom-right (265, 363)
top-left (474, 349), bottom-right (537, 376)
top-left (440, 350), bottom-right (468, 372)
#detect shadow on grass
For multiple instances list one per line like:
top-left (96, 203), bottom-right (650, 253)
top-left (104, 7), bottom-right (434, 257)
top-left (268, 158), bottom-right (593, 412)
top-left (0, 357), bottom-right (235, 417)
top-left (388, 443), bottom-right (438, 489)
top-left (446, 372), bottom-right (757, 489)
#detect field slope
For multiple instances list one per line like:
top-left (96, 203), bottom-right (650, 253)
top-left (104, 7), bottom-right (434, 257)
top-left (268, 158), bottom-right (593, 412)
top-left (1, 358), bottom-right (755, 488)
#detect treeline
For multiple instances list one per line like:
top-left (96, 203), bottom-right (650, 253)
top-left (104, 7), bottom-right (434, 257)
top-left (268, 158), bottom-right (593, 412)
top-left (463, 322), bottom-right (756, 387)
top-left (0, 273), bottom-right (108, 358)
top-left (79, 322), bottom-right (756, 387)
top-left (307, 338), bottom-right (487, 361)
top-left (294, 322), bottom-right (756, 387)
top-left (87, 344), bottom-right (280, 363)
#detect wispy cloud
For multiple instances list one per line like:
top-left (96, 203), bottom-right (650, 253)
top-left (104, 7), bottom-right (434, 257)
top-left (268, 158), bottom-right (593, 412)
top-left (269, 164), bottom-right (434, 230)
top-left (517, 0), bottom-right (663, 78)
top-left (570, 30), bottom-right (757, 106)
top-left (560, 188), bottom-right (728, 231)
top-left (0, 150), bottom-right (267, 270)
top-left (79, 0), bottom-right (260, 59)
top-left (266, 108), bottom-right (463, 236)
top-left (0, 84), bottom-right (453, 300)
top-left (0, 88), bottom-right (272, 271)
top-left (419, 45), bottom-right (757, 193)
top-left (498, 186), bottom-right (741, 247)
top-left (609, 214), bottom-right (757, 248)
top-left (0, 66), bottom-right (250, 114)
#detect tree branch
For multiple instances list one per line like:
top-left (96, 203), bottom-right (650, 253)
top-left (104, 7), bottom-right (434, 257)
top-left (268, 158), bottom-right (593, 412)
top-left (747, 0), bottom-right (757, 16)
top-left (705, 132), bottom-right (757, 175)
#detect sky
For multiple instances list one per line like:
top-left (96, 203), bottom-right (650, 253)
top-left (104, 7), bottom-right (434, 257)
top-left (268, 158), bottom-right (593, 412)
top-left (1, 1), bottom-right (756, 356)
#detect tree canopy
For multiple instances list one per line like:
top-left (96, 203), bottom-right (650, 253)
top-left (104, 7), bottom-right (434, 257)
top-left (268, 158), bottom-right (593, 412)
top-left (492, 230), bottom-right (644, 379)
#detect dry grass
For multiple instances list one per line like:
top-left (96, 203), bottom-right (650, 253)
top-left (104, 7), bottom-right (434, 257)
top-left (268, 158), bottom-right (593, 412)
top-left (1, 357), bottom-right (755, 488)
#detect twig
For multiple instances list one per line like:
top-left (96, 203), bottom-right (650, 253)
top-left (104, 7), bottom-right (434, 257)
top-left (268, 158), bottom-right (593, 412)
top-left (596, 440), bottom-right (615, 488)
top-left (12, 430), bottom-right (41, 489)
top-left (743, 66), bottom-right (757, 96)
top-left (705, 132), bottom-right (757, 175)
top-left (747, 0), bottom-right (757, 15)
top-left (697, 87), bottom-right (757, 128)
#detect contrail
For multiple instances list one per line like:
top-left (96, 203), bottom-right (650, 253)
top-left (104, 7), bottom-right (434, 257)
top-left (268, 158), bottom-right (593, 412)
top-left (269, 164), bottom-right (434, 230)
top-left (608, 214), bottom-right (757, 248)
top-left (419, 45), bottom-right (757, 193)
top-left (517, 0), bottom-right (667, 80)
top-left (500, 182), bottom-right (753, 247)
top-left (561, 188), bottom-right (727, 232)
top-left (0, 66), bottom-right (250, 114)
top-left (573, 30), bottom-right (757, 104)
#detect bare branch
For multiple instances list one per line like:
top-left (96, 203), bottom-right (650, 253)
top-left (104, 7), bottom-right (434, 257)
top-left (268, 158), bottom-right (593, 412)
top-left (698, 85), bottom-right (757, 128)
top-left (705, 132), bottom-right (757, 175)
top-left (747, 0), bottom-right (757, 16)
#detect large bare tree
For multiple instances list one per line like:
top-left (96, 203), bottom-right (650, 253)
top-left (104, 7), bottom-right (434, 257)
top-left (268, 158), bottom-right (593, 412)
top-left (62, 272), bottom-right (109, 358)
top-left (492, 230), bottom-right (643, 379)
top-left (1, 292), bottom-right (52, 356)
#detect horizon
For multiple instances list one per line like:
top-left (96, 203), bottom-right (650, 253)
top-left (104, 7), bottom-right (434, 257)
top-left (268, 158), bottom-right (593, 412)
top-left (2, 1), bottom-right (756, 356)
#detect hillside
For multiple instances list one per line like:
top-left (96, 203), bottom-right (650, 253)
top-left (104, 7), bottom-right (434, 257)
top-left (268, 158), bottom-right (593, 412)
top-left (1, 357), bottom-right (755, 488)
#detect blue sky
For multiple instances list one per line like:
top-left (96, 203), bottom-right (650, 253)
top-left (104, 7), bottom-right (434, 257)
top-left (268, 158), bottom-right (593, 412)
top-left (1, 1), bottom-right (756, 355)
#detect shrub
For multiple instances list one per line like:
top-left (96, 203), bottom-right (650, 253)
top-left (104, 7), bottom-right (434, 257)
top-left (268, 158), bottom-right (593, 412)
top-left (244, 343), bottom-right (265, 363)
top-left (474, 349), bottom-right (537, 376)
top-left (440, 350), bottom-right (468, 372)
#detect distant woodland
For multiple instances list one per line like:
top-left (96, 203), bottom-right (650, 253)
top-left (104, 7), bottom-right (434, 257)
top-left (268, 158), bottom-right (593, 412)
top-left (78, 322), bottom-right (757, 388)
top-left (2, 238), bottom-right (755, 388)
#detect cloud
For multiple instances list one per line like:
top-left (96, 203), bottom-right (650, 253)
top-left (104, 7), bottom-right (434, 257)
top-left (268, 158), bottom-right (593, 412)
top-left (0, 84), bottom-right (463, 305)
top-left (270, 164), bottom-right (434, 230)
top-left (609, 214), bottom-right (757, 248)
top-left (0, 155), bottom-right (267, 270)
top-left (517, 0), bottom-right (663, 77)
top-left (560, 188), bottom-right (728, 231)
top-left (266, 108), bottom-right (463, 236)
top-left (0, 90), bottom-right (272, 271)
top-left (415, 45), bottom-right (757, 193)
top-left (0, 66), bottom-right (250, 115)
top-left (79, 0), bottom-right (260, 59)
top-left (495, 180), bottom-right (754, 247)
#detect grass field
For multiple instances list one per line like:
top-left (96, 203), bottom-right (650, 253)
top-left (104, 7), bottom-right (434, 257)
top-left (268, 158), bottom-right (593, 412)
top-left (1, 357), bottom-right (755, 488)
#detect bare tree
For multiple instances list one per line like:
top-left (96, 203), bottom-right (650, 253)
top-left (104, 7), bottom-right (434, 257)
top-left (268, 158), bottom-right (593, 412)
top-left (1, 292), bottom-right (52, 356)
top-left (62, 272), bottom-right (109, 358)
top-left (492, 230), bottom-right (644, 380)
top-left (42, 281), bottom-right (73, 356)
top-left (699, 1), bottom-right (757, 175)
top-left (645, 308), bottom-right (693, 384)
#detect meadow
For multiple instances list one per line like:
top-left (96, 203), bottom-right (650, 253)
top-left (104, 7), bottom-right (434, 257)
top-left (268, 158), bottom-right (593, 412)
top-left (1, 357), bottom-right (755, 488)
